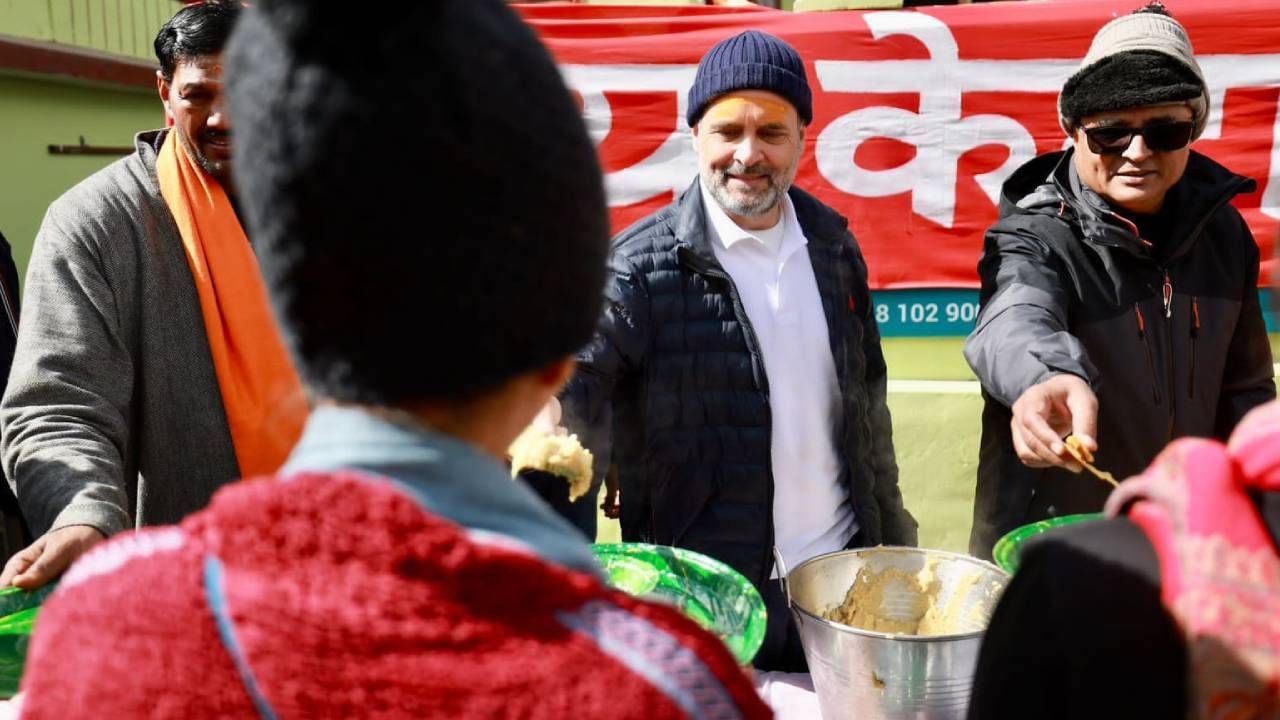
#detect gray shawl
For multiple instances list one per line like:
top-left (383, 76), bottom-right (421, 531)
top-left (1, 130), bottom-right (241, 537)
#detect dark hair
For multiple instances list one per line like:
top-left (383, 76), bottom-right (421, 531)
top-left (226, 0), bottom-right (609, 405)
top-left (154, 0), bottom-right (241, 81)
top-left (1135, 1), bottom-right (1172, 17)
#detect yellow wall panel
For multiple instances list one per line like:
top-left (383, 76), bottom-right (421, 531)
top-left (0, 0), bottom-right (53, 41)
top-left (0, 0), bottom-right (176, 62)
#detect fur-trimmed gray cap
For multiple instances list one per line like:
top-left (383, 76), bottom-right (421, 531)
top-left (1059, 3), bottom-right (1209, 140)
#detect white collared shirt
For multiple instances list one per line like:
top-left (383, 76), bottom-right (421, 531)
top-left (700, 181), bottom-right (857, 578)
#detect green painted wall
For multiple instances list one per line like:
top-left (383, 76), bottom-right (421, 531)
top-left (0, 0), bottom-right (173, 61)
top-left (887, 390), bottom-right (980, 552)
top-left (882, 337), bottom-right (974, 381)
top-left (0, 74), bottom-right (159, 276)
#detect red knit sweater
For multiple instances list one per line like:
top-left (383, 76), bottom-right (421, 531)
top-left (19, 472), bottom-right (772, 719)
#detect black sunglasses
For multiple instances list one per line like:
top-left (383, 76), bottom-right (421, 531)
top-left (1082, 121), bottom-right (1195, 155)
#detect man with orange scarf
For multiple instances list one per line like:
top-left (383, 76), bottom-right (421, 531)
top-left (0, 0), bottom-right (306, 590)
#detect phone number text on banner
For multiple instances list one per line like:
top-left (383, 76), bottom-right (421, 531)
top-left (872, 290), bottom-right (1278, 337)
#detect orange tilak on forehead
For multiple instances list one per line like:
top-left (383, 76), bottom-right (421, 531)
top-left (702, 94), bottom-right (793, 125)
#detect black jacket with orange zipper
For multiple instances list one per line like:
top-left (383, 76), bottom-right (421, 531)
top-left (964, 149), bottom-right (1275, 558)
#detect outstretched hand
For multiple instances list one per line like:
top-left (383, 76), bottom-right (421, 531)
top-left (601, 464), bottom-right (620, 519)
top-left (1010, 374), bottom-right (1098, 472)
top-left (0, 525), bottom-right (105, 590)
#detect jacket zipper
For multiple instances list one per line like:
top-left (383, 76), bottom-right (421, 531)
top-left (1081, 175), bottom-right (1249, 420)
top-left (729, 273), bottom-right (778, 587)
top-left (1161, 270), bottom-right (1173, 319)
top-left (1134, 304), bottom-right (1161, 404)
top-left (681, 251), bottom-right (776, 586)
top-left (682, 253), bottom-right (771, 400)
top-left (1189, 297), bottom-right (1200, 399)
top-left (1148, 183), bottom-right (1242, 421)
top-left (1159, 269), bottom-right (1176, 437)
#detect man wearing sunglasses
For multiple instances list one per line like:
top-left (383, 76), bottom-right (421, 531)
top-left (964, 2), bottom-right (1275, 560)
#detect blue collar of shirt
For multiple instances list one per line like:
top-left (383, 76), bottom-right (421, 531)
top-left (281, 406), bottom-right (602, 578)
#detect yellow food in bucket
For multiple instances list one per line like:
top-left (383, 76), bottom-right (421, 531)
top-left (823, 559), bottom-right (992, 636)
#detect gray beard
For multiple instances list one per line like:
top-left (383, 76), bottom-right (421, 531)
top-left (701, 160), bottom-right (796, 218)
top-left (707, 176), bottom-right (782, 217)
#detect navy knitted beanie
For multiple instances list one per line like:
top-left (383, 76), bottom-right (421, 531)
top-left (687, 30), bottom-right (812, 127)
top-left (224, 0), bottom-right (609, 404)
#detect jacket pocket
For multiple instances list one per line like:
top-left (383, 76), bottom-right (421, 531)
top-left (1188, 296), bottom-right (1200, 399)
top-left (1134, 304), bottom-right (1162, 405)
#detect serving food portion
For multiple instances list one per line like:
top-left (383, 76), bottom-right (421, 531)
top-left (507, 397), bottom-right (594, 501)
top-left (1063, 435), bottom-right (1119, 488)
top-left (508, 425), bottom-right (594, 501)
top-left (821, 556), bottom-right (1001, 637)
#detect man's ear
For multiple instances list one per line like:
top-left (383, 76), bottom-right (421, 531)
top-left (156, 70), bottom-right (174, 123)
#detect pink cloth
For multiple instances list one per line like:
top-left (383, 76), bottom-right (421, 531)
top-left (1122, 400), bottom-right (1280, 717)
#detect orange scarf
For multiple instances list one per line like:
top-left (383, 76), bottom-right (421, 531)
top-left (156, 132), bottom-right (308, 477)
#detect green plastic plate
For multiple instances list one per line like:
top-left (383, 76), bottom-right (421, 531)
top-left (592, 543), bottom-right (766, 665)
top-left (992, 513), bottom-right (1104, 574)
top-left (0, 584), bottom-right (56, 698)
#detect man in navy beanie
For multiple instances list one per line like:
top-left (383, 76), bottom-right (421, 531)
top-left (561, 30), bottom-right (917, 672)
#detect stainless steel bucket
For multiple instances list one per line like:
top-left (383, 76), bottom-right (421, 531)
top-left (782, 547), bottom-right (1009, 720)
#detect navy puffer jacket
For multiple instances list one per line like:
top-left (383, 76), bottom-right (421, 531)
top-left (562, 180), bottom-right (917, 588)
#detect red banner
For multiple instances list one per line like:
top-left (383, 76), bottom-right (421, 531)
top-left (519, 0), bottom-right (1280, 289)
